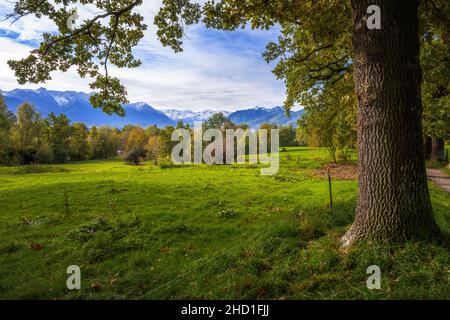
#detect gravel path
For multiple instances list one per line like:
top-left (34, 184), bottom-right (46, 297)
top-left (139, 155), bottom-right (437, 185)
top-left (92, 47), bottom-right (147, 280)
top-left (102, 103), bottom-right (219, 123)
top-left (427, 169), bottom-right (450, 195)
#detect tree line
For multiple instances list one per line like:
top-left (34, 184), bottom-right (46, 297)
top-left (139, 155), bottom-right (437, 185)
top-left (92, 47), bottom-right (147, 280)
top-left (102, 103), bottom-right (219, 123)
top-left (0, 99), bottom-right (119, 165)
top-left (0, 99), bottom-right (299, 166)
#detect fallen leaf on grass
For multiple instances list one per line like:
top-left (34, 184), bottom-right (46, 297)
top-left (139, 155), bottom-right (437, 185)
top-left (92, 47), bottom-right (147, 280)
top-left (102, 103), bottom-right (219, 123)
top-left (160, 246), bottom-right (171, 253)
top-left (109, 272), bottom-right (120, 286)
top-left (90, 283), bottom-right (102, 292)
top-left (21, 217), bottom-right (33, 225)
top-left (30, 243), bottom-right (43, 251)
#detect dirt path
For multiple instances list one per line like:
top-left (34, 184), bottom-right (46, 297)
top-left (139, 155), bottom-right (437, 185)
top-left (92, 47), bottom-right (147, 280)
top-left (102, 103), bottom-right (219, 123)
top-left (427, 169), bottom-right (450, 195)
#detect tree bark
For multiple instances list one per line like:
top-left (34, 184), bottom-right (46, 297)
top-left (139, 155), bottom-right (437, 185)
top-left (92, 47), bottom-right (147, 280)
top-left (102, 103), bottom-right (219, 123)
top-left (430, 137), bottom-right (445, 162)
top-left (342, 0), bottom-right (441, 246)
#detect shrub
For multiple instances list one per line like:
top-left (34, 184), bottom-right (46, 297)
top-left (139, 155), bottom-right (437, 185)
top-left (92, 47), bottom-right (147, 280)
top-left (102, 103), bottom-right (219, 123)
top-left (123, 147), bottom-right (146, 165)
top-left (145, 136), bottom-right (160, 162)
top-left (336, 150), bottom-right (348, 161)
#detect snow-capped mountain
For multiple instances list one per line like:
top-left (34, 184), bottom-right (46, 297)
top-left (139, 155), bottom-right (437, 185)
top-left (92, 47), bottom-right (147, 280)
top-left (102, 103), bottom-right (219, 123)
top-left (2, 88), bottom-right (175, 128)
top-left (229, 106), bottom-right (303, 128)
top-left (1, 88), bottom-right (303, 128)
top-left (162, 109), bottom-right (232, 124)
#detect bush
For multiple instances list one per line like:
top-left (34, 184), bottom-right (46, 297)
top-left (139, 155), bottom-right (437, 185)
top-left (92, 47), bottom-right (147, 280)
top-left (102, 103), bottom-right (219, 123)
top-left (21, 146), bottom-right (37, 165)
top-left (123, 147), bottom-right (146, 165)
top-left (336, 150), bottom-right (348, 161)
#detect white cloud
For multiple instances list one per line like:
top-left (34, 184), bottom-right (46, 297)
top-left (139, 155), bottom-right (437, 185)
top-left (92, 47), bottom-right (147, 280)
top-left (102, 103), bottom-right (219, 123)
top-left (0, 1), bottom-right (286, 111)
top-left (0, 37), bottom-right (92, 91)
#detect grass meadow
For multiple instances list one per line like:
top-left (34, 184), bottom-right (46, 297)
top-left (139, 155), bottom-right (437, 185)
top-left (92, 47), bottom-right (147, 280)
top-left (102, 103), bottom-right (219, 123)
top-left (0, 147), bottom-right (449, 299)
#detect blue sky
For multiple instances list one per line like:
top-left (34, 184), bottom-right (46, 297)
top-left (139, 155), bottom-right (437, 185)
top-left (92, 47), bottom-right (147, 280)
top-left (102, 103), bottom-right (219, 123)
top-left (0, 1), bottom-right (286, 111)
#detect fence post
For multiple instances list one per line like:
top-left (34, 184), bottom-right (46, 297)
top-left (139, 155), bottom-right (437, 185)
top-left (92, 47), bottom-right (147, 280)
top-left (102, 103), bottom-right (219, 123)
top-left (327, 168), bottom-right (333, 209)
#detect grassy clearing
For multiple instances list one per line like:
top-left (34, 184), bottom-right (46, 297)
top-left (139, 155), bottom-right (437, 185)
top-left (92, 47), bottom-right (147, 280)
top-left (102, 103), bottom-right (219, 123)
top-left (0, 147), bottom-right (448, 299)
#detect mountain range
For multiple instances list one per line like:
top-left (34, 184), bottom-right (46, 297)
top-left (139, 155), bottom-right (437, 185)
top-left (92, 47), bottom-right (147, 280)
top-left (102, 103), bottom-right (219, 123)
top-left (1, 88), bottom-right (303, 128)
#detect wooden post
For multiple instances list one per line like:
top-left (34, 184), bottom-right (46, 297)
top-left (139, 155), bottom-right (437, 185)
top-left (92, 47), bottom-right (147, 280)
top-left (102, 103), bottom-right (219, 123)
top-left (327, 168), bottom-right (333, 209)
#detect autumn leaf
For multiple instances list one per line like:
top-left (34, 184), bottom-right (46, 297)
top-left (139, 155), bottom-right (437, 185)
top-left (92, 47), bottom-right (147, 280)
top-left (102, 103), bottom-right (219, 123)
top-left (30, 243), bottom-right (43, 251)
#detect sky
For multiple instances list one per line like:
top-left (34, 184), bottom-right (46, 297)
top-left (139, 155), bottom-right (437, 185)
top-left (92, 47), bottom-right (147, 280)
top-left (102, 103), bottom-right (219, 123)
top-left (0, 1), bottom-right (287, 111)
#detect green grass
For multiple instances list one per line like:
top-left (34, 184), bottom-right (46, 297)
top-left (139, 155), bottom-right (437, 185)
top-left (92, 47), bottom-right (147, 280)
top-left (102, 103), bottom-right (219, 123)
top-left (0, 147), bottom-right (448, 299)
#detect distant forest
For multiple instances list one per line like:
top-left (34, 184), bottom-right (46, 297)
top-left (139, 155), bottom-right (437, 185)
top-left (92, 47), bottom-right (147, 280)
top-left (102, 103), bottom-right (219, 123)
top-left (0, 97), bottom-right (299, 166)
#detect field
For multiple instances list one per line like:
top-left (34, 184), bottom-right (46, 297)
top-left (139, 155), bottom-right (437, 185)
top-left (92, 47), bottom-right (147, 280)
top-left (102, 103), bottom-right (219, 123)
top-left (0, 147), bottom-right (449, 299)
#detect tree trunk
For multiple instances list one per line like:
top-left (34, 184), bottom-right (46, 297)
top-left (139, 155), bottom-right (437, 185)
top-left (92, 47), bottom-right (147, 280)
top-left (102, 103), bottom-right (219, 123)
top-left (430, 137), bottom-right (445, 162)
top-left (342, 0), bottom-right (441, 246)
